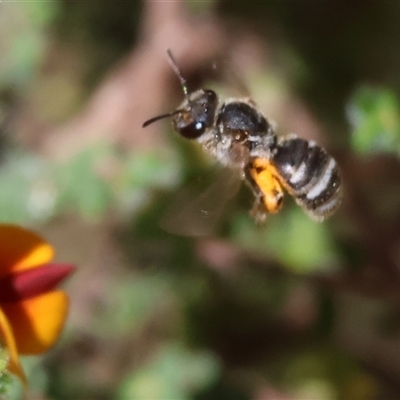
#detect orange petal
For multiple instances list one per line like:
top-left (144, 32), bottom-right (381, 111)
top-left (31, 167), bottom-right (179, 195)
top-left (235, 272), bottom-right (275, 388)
top-left (0, 225), bottom-right (54, 277)
top-left (1, 291), bottom-right (69, 354)
top-left (0, 307), bottom-right (26, 385)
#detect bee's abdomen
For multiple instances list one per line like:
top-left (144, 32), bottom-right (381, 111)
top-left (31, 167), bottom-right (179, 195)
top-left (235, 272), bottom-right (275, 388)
top-left (273, 137), bottom-right (342, 220)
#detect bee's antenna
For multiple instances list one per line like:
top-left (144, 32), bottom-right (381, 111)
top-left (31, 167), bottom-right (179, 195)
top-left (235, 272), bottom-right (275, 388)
top-left (167, 49), bottom-right (189, 98)
top-left (142, 50), bottom-right (189, 129)
top-left (142, 109), bottom-right (183, 128)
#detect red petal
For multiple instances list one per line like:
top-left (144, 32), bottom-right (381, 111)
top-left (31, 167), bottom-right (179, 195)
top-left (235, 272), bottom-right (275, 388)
top-left (0, 263), bottom-right (75, 302)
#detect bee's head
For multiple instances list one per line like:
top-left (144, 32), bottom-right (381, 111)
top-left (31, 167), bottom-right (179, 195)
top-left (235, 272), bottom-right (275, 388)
top-left (142, 50), bottom-right (218, 139)
top-left (171, 89), bottom-right (217, 139)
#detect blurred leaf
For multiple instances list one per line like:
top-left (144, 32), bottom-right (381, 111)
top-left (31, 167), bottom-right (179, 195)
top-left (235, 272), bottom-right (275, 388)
top-left (0, 2), bottom-right (59, 87)
top-left (95, 274), bottom-right (176, 337)
top-left (278, 347), bottom-right (377, 400)
top-left (116, 148), bottom-right (182, 216)
top-left (22, 357), bottom-right (49, 394)
top-left (118, 343), bottom-right (220, 400)
top-left (25, 1), bottom-right (60, 27)
top-left (194, 380), bottom-right (249, 400)
top-left (266, 208), bottom-right (339, 273)
top-left (57, 144), bottom-right (115, 220)
top-left (186, 0), bottom-right (217, 14)
top-left (347, 86), bottom-right (400, 155)
top-left (0, 347), bottom-right (21, 399)
top-left (232, 207), bottom-right (340, 274)
top-left (0, 375), bottom-right (17, 400)
top-left (0, 144), bottom-right (183, 224)
top-left (0, 151), bottom-right (56, 223)
top-left (123, 149), bottom-right (182, 189)
top-left (342, 373), bottom-right (379, 400)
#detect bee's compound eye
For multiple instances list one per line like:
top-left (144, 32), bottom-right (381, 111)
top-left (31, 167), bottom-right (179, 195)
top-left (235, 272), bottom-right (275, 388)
top-left (179, 121), bottom-right (206, 139)
top-left (174, 89), bottom-right (218, 140)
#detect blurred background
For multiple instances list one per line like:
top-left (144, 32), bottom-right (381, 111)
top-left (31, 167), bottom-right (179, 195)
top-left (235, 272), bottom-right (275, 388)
top-left (2, 1), bottom-right (400, 399)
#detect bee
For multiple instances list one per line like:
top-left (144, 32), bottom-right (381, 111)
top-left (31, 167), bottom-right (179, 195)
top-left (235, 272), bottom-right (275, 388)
top-left (143, 50), bottom-right (342, 229)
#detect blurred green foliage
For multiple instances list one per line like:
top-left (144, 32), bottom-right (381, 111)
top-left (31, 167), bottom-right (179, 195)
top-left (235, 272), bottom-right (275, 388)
top-left (0, 2), bottom-right (59, 88)
top-left (277, 347), bottom-right (372, 400)
top-left (118, 343), bottom-right (221, 400)
top-left (95, 274), bottom-right (176, 338)
top-left (347, 86), bottom-right (400, 155)
top-left (232, 208), bottom-right (340, 274)
top-left (0, 144), bottom-right (181, 224)
top-left (0, 349), bottom-right (13, 396)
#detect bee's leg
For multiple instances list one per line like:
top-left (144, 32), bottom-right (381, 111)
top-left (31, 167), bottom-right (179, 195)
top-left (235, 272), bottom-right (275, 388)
top-left (244, 163), bottom-right (268, 224)
top-left (245, 158), bottom-right (285, 224)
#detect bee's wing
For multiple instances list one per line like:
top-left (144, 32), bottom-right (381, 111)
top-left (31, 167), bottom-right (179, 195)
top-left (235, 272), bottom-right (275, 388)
top-left (214, 59), bottom-right (251, 98)
top-left (160, 168), bottom-right (242, 237)
top-left (197, 55), bottom-right (251, 98)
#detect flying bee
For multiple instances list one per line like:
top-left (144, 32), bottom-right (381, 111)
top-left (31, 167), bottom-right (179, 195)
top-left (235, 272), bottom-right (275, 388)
top-left (143, 50), bottom-right (342, 232)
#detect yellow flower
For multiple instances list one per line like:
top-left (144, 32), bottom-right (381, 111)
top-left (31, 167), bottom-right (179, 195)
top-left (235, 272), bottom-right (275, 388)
top-left (0, 224), bottom-right (75, 385)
